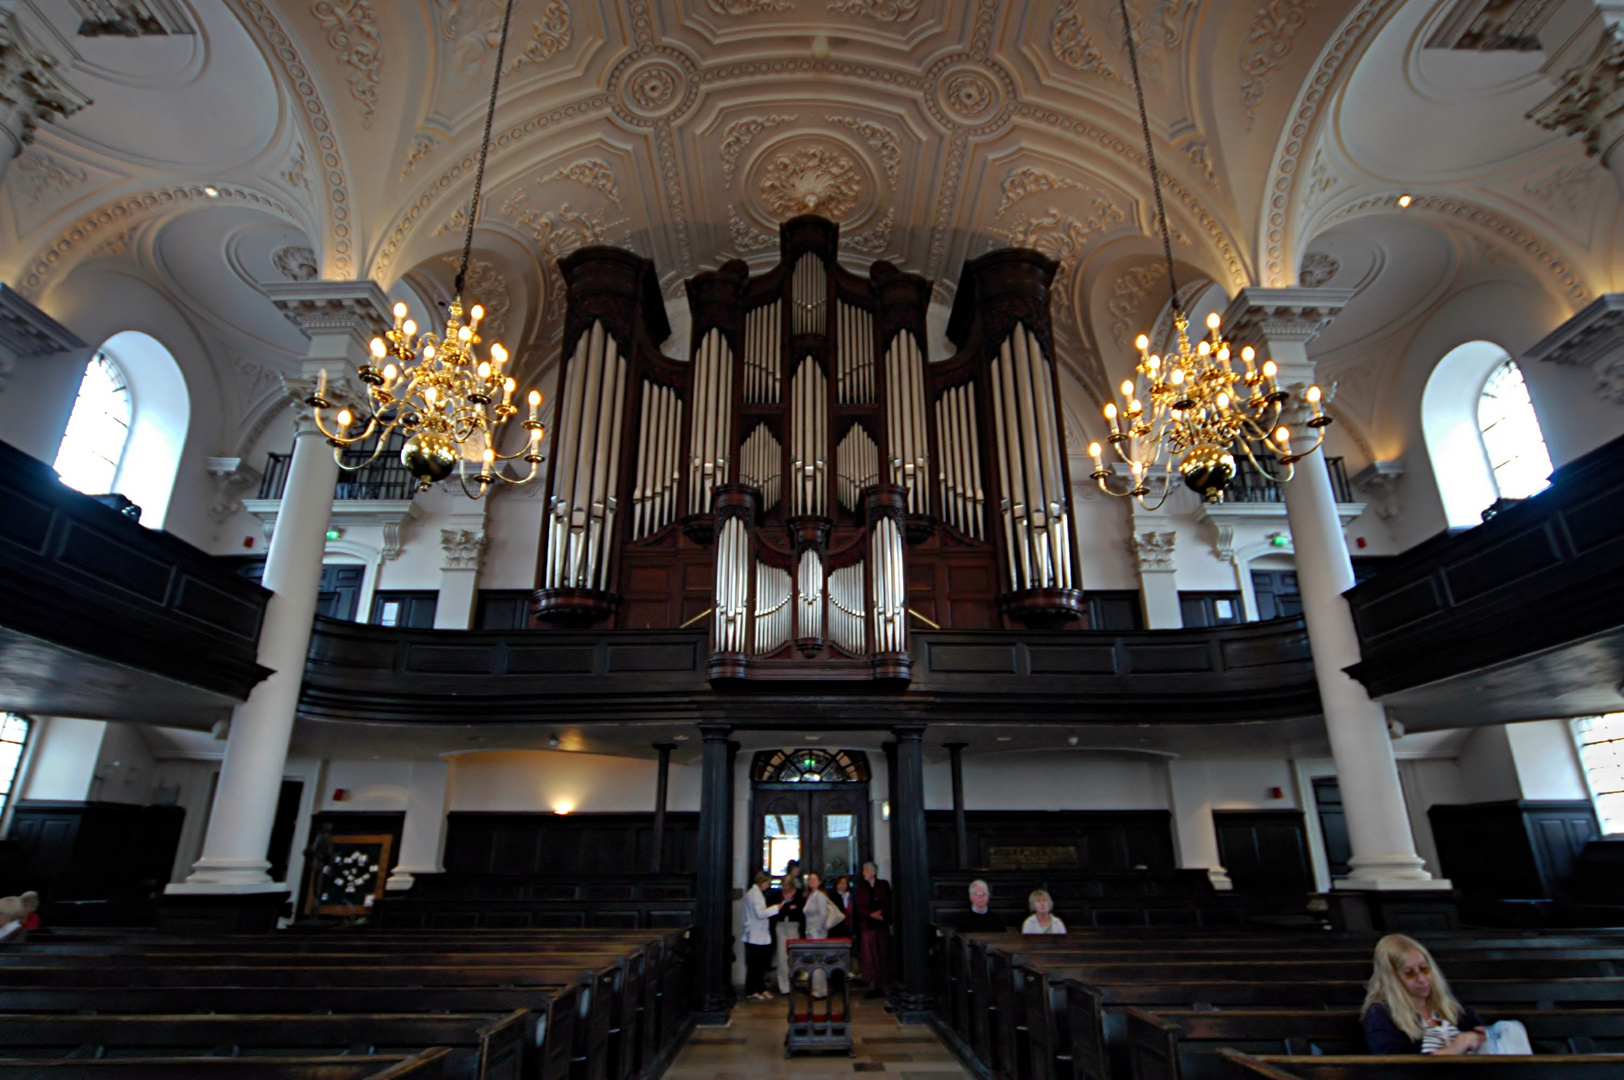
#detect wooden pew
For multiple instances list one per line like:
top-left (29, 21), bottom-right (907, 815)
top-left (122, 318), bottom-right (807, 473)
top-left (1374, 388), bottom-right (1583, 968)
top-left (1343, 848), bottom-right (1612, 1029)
top-left (0, 1013), bottom-right (524, 1080)
top-left (1127, 1008), bottom-right (1624, 1080)
top-left (0, 1048), bottom-right (452, 1080)
top-left (1215, 1048), bottom-right (1624, 1080)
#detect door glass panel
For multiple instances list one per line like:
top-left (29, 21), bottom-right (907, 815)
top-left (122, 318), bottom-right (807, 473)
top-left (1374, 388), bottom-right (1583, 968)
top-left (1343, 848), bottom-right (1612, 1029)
top-left (763, 813), bottom-right (800, 876)
top-left (822, 813), bottom-right (855, 879)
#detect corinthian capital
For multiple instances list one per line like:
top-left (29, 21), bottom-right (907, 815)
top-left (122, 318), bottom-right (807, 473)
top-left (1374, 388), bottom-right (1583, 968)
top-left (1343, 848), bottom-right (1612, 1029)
top-left (0, 7), bottom-right (91, 148)
top-left (1220, 287), bottom-right (1356, 351)
top-left (1530, 23), bottom-right (1624, 160)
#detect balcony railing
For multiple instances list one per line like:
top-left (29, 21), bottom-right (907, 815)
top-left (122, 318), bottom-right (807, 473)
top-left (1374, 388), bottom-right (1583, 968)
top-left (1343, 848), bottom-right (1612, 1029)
top-left (260, 442), bottom-right (417, 502)
top-left (1227, 455), bottom-right (1351, 503)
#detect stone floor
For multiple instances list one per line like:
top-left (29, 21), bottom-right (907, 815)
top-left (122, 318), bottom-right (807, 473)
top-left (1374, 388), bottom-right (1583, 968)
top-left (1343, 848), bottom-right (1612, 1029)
top-left (667, 992), bottom-right (973, 1080)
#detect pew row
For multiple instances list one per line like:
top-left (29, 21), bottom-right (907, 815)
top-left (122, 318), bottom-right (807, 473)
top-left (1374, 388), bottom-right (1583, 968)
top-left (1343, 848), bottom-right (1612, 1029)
top-left (1215, 1048), bottom-right (1624, 1080)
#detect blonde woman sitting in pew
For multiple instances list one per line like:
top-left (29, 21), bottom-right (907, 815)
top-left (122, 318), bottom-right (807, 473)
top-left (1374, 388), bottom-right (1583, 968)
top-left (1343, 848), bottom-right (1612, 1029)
top-left (1021, 889), bottom-right (1066, 934)
top-left (1362, 934), bottom-right (1529, 1055)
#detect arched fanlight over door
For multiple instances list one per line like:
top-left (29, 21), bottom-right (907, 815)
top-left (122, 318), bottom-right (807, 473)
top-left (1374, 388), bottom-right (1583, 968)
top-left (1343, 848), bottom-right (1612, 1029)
top-left (752, 748), bottom-right (870, 784)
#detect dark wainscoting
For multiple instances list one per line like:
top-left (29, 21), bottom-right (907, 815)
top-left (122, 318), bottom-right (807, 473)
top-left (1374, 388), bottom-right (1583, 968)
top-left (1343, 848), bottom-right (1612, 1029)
top-left (1346, 432), bottom-right (1624, 727)
top-left (0, 441), bottom-right (271, 722)
top-left (1429, 799), bottom-right (1604, 925)
top-left (924, 809), bottom-right (1176, 875)
top-left (929, 869), bottom-right (1250, 929)
top-left (4, 801), bottom-right (184, 925)
top-left (299, 617), bottom-right (1320, 726)
top-left (375, 812), bottom-right (700, 929)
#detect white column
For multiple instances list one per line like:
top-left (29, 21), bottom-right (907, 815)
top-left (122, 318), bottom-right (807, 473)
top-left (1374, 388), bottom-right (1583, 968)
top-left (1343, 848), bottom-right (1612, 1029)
top-left (386, 760), bottom-right (452, 891)
top-left (0, 3), bottom-right (89, 191)
top-left (170, 282), bottom-right (390, 894)
top-left (1225, 289), bottom-right (1444, 892)
top-left (1128, 528), bottom-right (1181, 628)
top-left (434, 514), bottom-right (487, 629)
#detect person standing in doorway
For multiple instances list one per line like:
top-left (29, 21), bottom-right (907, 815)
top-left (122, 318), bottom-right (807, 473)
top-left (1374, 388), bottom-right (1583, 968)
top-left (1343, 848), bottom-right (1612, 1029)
top-left (800, 871), bottom-right (846, 999)
top-left (773, 859), bottom-right (806, 996)
top-left (743, 871), bottom-right (786, 1001)
top-left (855, 860), bottom-right (894, 996)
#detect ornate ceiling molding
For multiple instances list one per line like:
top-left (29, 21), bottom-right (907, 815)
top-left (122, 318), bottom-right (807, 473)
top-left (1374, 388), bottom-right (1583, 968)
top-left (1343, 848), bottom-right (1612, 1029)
top-left (1317, 192), bottom-right (1590, 303)
top-left (1240, 0), bottom-right (1321, 124)
top-left (309, 0), bottom-right (382, 128)
top-left (17, 184), bottom-right (304, 300)
top-left (1260, 0), bottom-right (1401, 288)
top-left (234, 0), bottom-right (358, 276)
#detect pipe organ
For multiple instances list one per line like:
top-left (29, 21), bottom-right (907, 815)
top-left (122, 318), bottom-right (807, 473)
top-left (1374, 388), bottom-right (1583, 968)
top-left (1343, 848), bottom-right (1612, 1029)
top-left (534, 220), bottom-right (1085, 681)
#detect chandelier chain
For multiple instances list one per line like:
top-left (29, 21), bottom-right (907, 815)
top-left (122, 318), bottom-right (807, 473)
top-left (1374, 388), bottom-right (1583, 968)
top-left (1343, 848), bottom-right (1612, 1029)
top-left (457, 0), bottom-right (517, 298)
top-left (1118, 0), bottom-right (1179, 313)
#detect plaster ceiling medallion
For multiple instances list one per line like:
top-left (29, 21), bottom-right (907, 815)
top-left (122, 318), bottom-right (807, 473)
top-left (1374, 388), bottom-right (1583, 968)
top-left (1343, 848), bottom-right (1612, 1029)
top-left (617, 55), bottom-right (689, 120)
top-left (936, 65), bottom-right (1002, 125)
top-left (752, 142), bottom-right (866, 221)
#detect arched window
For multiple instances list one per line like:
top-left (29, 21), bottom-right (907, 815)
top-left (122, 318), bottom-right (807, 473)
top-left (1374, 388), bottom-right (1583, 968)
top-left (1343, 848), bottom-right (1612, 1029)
top-left (1477, 359), bottom-right (1552, 501)
top-left (1573, 714), bottom-right (1624, 835)
top-left (0, 714), bottom-right (32, 819)
top-left (53, 354), bottom-right (131, 495)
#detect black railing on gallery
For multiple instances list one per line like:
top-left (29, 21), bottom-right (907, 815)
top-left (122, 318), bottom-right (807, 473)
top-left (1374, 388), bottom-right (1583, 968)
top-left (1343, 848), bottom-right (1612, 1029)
top-left (259, 439), bottom-right (416, 501)
top-left (1227, 455), bottom-right (1351, 503)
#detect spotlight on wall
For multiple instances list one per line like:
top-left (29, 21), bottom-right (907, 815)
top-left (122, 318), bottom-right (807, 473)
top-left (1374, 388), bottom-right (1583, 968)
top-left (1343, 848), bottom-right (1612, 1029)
top-left (1397, 194), bottom-right (1412, 208)
top-left (552, 801), bottom-right (573, 815)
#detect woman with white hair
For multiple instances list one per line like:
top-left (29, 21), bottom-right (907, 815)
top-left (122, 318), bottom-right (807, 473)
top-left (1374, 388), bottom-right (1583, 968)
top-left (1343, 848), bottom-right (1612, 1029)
top-left (1021, 889), bottom-right (1065, 934)
top-left (1362, 934), bottom-right (1528, 1054)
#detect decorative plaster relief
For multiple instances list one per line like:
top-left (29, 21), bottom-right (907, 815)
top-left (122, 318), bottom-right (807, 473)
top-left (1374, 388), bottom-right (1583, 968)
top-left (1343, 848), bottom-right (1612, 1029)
top-left (1428, 0), bottom-right (1560, 50)
top-left (1000, 199), bottom-right (1127, 332)
top-left (206, 457), bottom-right (262, 523)
top-left (1306, 148), bottom-right (1339, 207)
top-left (1240, 0), bottom-right (1319, 123)
top-left (283, 142), bottom-right (312, 193)
top-left (826, 115), bottom-right (903, 188)
top-left (510, 1), bottom-right (571, 70)
top-left (441, 255), bottom-right (510, 341)
top-left (11, 151), bottom-right (85, 204)
top-left (1298, 252), bottom-right (1339, 287)
top-left (720, 114), bottom-right (797, 182)
top-left (501, 195), bottom-right (622, 256)
top-left (1051, 1), bottom-right (1121, 79)
top-left (996, 166), bottom-right (1083, 217)
top-left (311, 0), bottom-right (382, 128)
top-left (273, 245), bottom-right (320, 281)
top-left (551, 158), bottom-right (622, 207)
top-left (440, 528), bottom-right (487, 570)
top-left (402, 133), bottom-right (436, 179)
top-left (758, 144), bottom-right (863, 220)
top-left (706, 0), bottom-right (791, 12)
top-left (938, 68), bottom-right (1001, 124)
top-left (0, 7), bottom-right (90, 146)
top-left (827, 0), bottom-right (921, 21)
top-left (1108, 264), bottom-right (1165, 348)
top-left (1129, 529), bottom-right (1176, 572)
top-left (1351, 459), bottom-right (1405, 521)
top-left (1523, 163), bottom-right (1595, 220)
top-left (845, 207), bottom-right (896, 254)
top-left (729, 205), bottom-right (776, 252)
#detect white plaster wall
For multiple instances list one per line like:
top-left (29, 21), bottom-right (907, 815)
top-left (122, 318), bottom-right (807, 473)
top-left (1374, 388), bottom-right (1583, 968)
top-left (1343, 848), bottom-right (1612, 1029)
top-left (89, 721), bottom-right (157, 805)
top-left (316, 760), bottom-right (416, 812)
top-left (1505, 719), bottom-right (1589, 800)
top-left (480, 490), bottom-right (547, 589)
top-left (924, 751), bottom-right (1173, 811)
top-left (447, 750), bottom-right (702, 813)
top-left (1166, 758), bottom-right (1300, 871)
top-left (1456, 726), bottom-right (1523, 802)
top-left (18, 718), bottom-right (106, 802)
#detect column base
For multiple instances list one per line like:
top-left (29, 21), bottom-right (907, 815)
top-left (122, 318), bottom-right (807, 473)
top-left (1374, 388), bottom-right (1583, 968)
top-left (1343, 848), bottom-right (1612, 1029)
top-left (1323, 888), bottom-right (1460, 934)
top-left (155, 889), bottom-right (289, 934)
top-left (1205, 867), bottom-right (1233, 892)
top-left (1343, 853), bottom-right (1451, 891)
top-left (172, 856), bottom-right (280, 891)
top-left (890, 989), bottom-right (934, 1025)
top-left (385, 869), bottom-right (418, 892)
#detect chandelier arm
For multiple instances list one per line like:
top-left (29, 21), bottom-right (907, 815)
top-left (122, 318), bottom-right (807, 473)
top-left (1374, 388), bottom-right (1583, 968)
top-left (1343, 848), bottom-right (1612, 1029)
top-left (455, 0), bottom-right (518, 297)
top-left (333, 433), bottom-right (393, 473)
top-left (1118, 0), bottom-right (1178, 312)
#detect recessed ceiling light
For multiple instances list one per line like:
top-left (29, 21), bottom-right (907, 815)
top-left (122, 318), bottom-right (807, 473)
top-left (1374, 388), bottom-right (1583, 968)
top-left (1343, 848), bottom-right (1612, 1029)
top-left (804, 735), bottom-right (821, 741)
top-left (1396, 194), bottom-right (1412, 208)
top-left (996, 735), bottom-right (1013, 742)
top-left (203, 186), bottom-right (219, 198)
top-left (673, 733), bottom-right (689, 741)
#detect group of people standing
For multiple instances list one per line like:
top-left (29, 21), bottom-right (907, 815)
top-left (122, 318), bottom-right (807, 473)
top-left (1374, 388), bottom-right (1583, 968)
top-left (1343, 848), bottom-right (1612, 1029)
top-left (742, 860), bottom-right (896, 1002)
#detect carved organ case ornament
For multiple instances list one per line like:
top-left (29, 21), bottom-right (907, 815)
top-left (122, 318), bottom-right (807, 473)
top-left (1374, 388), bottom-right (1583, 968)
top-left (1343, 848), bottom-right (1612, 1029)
top-left (533, 219), bottom-right (1084, 683)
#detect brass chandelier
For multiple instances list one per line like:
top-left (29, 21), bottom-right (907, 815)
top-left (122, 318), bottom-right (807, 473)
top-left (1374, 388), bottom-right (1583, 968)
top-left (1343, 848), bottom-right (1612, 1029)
top-left (307, 0), bottom-right (541, 499)
top-left (1088, 0), bottom-right (1328, 507)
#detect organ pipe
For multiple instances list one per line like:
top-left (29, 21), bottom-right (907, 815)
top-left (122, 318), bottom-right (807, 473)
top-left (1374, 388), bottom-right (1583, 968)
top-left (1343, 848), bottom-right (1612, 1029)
top-left (546, 321), bottom-right (628, 592)
top-left (753, 561), bottom-right (793, 655)
top-left (835, 424), bottom-right (878, 513)
top-left (884, 332), bottom-right (929, 515)
top-left (836, 301), bottom-right (874, 404)
top-left (739, 423), bottom-right (783, 514)
top-left (790, 356), bottom-right (828, 517)
top-left (934, 382), bottom-right (984, 540)
top-left (633, 381), bottom-right (683, 539)
top-left (869, 514), bottom-right (906, 653)
top-left (792, 253), bottom-right (827, 336)
top-left (744, 300), bottom-right (781, 405)
top-left (827, 561), bottom-right (866, 656)
top-left (714, 514), bottom-right (750, 654)
top-left (688, 328), bottom-right (734, 516)
top-left (796, 547), bottom-right (824, 643)
top-left (991, 324), bottom-right (1073, 592)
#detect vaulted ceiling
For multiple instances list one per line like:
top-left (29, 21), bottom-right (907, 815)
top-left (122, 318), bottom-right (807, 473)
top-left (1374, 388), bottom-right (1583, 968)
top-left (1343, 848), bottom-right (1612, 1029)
top-left (3, 0), bottom-right (1619, 463)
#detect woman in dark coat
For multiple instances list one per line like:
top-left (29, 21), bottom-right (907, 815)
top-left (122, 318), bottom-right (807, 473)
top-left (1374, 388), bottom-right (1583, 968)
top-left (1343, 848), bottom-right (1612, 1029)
top-left (854, 860), bottom-right (894, 993)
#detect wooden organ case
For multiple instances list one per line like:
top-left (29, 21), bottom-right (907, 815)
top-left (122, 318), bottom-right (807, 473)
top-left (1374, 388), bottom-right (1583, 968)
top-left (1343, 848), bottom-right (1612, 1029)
top-left (534, 216), bottom-right (1084, 682)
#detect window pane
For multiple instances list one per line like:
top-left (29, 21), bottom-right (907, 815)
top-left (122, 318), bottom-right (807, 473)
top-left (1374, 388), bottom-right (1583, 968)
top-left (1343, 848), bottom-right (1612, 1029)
top-left (1478, 361), bottom-right (1552, 501)
top-left (0, 714), bottom-right (28, 816)
top-left (1574, 714), bottom-right (1624, 834)
top-left (54, 355), bottom-right (132, 495)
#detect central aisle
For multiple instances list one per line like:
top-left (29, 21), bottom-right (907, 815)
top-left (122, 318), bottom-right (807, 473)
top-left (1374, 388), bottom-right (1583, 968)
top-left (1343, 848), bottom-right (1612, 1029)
top-left (667, 994), bottom-right (973, 1080)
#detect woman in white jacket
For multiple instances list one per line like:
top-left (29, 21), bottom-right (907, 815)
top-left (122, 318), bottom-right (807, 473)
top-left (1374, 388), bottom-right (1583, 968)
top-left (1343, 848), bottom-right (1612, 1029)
top-left (800, 871), bottom-right (846, 998)
top-left (743, 871), bottom-right (790, 1001)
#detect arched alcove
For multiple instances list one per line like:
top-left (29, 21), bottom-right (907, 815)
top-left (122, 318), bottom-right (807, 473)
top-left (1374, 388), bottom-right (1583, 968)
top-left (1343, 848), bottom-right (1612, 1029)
top-left (97, 331), bottom-right (190, 528)
top-left (1421, 340), bottom-right (1551, 528)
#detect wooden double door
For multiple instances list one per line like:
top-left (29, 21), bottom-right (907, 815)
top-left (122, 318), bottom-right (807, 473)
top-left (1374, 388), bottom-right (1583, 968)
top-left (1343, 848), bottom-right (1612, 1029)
top-left (751, 783), bottom-right (871, 885)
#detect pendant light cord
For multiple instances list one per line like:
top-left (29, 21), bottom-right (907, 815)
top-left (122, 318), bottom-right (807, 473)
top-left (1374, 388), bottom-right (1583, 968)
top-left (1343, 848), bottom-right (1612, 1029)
top-left (456, 0), bottom-right (517, 298)
top-left (1118, 0), bottom-right (1179, 315)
